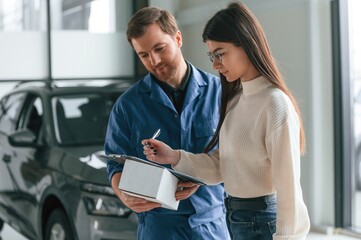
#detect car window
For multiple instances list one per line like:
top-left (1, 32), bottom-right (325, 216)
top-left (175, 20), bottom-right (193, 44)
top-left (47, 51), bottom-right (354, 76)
top-left (18, 96), bottom-right (44, 139)
top-left (0, 93), bottom-right (26, 135)
top-left (52, 93), bottom-right (117, 145)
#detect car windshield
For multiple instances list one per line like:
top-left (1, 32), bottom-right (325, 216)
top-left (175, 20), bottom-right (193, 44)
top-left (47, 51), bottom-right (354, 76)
top-left (52, 93), bottom-right (118, 145)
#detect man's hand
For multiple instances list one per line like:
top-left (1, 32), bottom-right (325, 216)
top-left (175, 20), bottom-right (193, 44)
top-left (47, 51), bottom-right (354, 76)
top-left (116, 190), bottom-right (161, 213)
top-left (175, 182), bottom-right (200, 201)
top-left (111, 172), bottom-right (161, 213)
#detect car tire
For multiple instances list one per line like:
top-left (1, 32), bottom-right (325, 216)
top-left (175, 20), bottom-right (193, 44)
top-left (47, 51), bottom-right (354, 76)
top-left (44, 209), bottom-right (74, 240)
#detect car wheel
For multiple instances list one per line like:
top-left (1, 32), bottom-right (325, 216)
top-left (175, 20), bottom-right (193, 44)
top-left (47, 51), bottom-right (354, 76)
top-left (44, 209), bottom-right (74, 240)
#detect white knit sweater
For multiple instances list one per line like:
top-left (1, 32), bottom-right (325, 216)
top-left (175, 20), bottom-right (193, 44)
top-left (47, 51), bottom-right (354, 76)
top-left (175, 76), bottom-right (310, 239)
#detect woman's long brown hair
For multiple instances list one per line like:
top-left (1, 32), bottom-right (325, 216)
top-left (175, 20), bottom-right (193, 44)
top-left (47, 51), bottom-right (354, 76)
top-left (203, 2), bottom-right (305, 155)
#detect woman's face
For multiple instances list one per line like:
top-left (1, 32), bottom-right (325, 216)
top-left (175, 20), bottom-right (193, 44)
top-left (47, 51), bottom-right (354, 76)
top-left (205, 40), bottom-right (260, 82)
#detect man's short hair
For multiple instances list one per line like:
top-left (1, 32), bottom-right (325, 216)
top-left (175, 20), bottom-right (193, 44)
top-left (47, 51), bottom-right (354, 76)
top-left (126, 7), bottom-right (178, 46)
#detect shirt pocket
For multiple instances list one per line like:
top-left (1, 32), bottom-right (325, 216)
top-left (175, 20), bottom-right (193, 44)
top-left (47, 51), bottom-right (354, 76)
top-left (194, 121), bottom-right (217, 138)
top-left (192, 118), bottom-right (218, 150)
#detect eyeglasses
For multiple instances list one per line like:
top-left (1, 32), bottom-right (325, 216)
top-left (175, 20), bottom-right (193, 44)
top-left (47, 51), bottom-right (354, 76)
top-left (207, 48), bottom-right (228, 63)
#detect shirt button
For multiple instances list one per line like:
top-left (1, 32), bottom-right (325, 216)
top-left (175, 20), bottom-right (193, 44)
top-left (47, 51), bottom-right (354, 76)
top-left (174, 114), bottom-right (178, 118)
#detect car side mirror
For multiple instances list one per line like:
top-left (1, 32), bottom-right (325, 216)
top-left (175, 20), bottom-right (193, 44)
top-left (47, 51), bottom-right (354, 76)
top-left (8, 129), bottom-right (40, 148)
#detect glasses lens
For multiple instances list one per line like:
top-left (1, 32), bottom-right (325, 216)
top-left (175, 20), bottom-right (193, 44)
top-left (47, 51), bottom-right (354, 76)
top-left (214, 52), bottom-right (221, 63)
top-left (207, 50), bottom-right (223, 63)
top-left (207, 52), bottom-right (214, 63)
top-left (209, 56), bottom-right (214, 63)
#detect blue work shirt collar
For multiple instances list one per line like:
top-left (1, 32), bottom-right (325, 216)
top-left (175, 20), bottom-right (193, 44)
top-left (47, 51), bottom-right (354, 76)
top-left (138, 61), bottom-right (208, 113)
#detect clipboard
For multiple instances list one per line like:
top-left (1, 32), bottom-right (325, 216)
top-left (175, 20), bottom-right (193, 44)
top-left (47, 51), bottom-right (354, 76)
top-left (99, 154), bottom-right (206, 185)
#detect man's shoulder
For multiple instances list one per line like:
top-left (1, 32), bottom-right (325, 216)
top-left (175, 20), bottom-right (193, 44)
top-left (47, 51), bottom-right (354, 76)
top-left (189, 64), bottom-right (220, 86)
top-left (189, 63), bottom-right (217, 78)
top-left (119, 75), bottom-right (149, 98)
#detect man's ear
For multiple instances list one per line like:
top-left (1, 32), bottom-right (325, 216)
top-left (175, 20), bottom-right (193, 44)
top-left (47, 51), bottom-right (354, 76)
top-left (175, 30), bottom-right (183, 48)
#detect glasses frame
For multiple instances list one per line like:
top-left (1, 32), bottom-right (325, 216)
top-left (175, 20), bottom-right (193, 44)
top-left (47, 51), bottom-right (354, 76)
top-left (207, 48), bottom-right (228, 63)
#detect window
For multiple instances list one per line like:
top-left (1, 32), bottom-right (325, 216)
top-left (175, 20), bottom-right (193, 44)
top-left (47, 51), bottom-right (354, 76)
top-left (0, 93), bottom-right (26, 134)
top-left (348, 0), bottom-right (361, 230)
top-left (17, 96), bottom-right (43, 139)
top-left (50, 0), bottom-right (134, 79)
top-left (0, 0), bottom-right (142, 81)
top-left (52, 93), bottom-right (117, 145)
top-left (0, 0), bottom-right (48, 80)
top-left (333, 0), bottom-right (361, 235)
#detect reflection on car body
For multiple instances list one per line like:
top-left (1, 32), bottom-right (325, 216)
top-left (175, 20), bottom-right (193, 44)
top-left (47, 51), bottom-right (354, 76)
top-left (0, 80), bottom-right (137, 240)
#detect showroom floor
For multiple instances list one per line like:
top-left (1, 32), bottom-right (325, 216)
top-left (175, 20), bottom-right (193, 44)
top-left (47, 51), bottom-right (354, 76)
top-left (1, 225), bottom-right (27, 240)
top-left (308, 232), bottom-right (360, 240)
top-left (0, 223), bottom-right (360, 240)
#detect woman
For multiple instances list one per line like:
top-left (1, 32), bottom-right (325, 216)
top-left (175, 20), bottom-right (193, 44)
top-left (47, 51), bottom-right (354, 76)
top-left (143, 2), bottom-right (310, 239)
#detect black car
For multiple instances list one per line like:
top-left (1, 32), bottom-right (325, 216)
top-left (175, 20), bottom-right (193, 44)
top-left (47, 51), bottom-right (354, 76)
top-left (0, 80), bottom-right (138, 240)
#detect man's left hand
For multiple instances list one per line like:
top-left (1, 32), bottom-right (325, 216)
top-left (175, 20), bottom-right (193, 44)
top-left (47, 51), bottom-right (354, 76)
top-left (175, 182), bottom-right (200, 201)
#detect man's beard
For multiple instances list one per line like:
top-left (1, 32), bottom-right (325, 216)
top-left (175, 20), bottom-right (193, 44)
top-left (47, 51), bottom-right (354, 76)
top-left (150, 54), bottom-right (182, 83)
top-left (151, 64), bottom-right (176, 82)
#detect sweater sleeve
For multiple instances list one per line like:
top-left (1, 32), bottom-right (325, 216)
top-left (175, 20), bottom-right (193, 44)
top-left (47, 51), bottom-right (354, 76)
top-left (173, 149), bottom-right (223, 185)
top-left (265, 103), bottom-right (310, 239)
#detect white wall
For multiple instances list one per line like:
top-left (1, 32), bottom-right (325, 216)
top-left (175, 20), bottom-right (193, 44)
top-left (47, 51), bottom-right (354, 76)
top-left (173, 0), bottom-right (334, 229)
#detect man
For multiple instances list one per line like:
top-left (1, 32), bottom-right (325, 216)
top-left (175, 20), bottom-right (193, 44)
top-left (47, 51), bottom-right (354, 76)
top-left (104, 6), bottom-right (229, 240)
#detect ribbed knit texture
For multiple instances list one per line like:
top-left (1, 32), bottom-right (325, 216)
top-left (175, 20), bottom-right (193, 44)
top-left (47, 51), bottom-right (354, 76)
top-left (175, 76), bottom-right (310, 239)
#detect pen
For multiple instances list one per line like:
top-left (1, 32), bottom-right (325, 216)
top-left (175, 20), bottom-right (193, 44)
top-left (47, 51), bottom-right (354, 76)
top-left (151, 128), bottom-right (161, 139)
top-left (145, 128), bottom-right (161, 147)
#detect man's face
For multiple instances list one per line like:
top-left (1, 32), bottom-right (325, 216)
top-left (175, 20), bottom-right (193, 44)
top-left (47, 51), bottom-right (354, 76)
top-left (131, 23), bottom-right (183, 84)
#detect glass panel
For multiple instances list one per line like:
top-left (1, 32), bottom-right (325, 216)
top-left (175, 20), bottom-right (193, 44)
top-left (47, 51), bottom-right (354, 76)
top-left (27, 97), bottom-right (43, 136)
top-left (50, 0), bottom-right (134, 78)
top-left (0, 93), bottom-right (26, 134)
top-left (349, 0), bottom-right (361, 230)
top-left (52, 93), bottom-right (118, 145)
top-left (0, 0), bottom-right (48, 80)
top-left (18, 96), bottom-right (43, 138)
top-left (0, 0), bottom-right (47, 31)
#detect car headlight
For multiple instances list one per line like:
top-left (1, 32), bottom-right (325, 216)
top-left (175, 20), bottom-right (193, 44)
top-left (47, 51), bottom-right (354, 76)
top-left (81, 183), bottom-right (115, 195)
top-left (81, 183), bottom-right (132, 217)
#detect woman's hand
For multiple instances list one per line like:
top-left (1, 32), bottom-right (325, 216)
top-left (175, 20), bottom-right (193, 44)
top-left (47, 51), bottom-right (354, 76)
top-left (142, 139), bottom-right (180, 165)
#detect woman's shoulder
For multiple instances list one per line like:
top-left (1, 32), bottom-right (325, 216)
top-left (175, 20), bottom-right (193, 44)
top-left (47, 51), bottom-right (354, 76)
top-left (263, 87), bottom-right (291, 109)
top-left (262, 87), bottom-right (297, 128)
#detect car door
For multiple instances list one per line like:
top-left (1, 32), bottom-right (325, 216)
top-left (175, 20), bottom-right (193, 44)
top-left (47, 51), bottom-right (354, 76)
top-left (0, 92), bottom-right (44, 238)
top-left (0, 92), bottom-right (28, 230)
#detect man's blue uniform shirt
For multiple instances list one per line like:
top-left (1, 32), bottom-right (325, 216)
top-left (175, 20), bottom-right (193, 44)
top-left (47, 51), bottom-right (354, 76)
top-left (105, 63), bottom-right (225, 229)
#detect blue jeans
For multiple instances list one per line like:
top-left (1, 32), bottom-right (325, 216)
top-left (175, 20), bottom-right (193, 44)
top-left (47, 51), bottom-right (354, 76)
top-left (137, 213), bottom-right (230, 240)
top-left (225, 195), bottom-right (277, 240)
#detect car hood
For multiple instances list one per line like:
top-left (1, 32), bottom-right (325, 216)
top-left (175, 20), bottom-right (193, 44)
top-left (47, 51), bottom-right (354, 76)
top-left (47, 145), bottom-right (110, 185)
